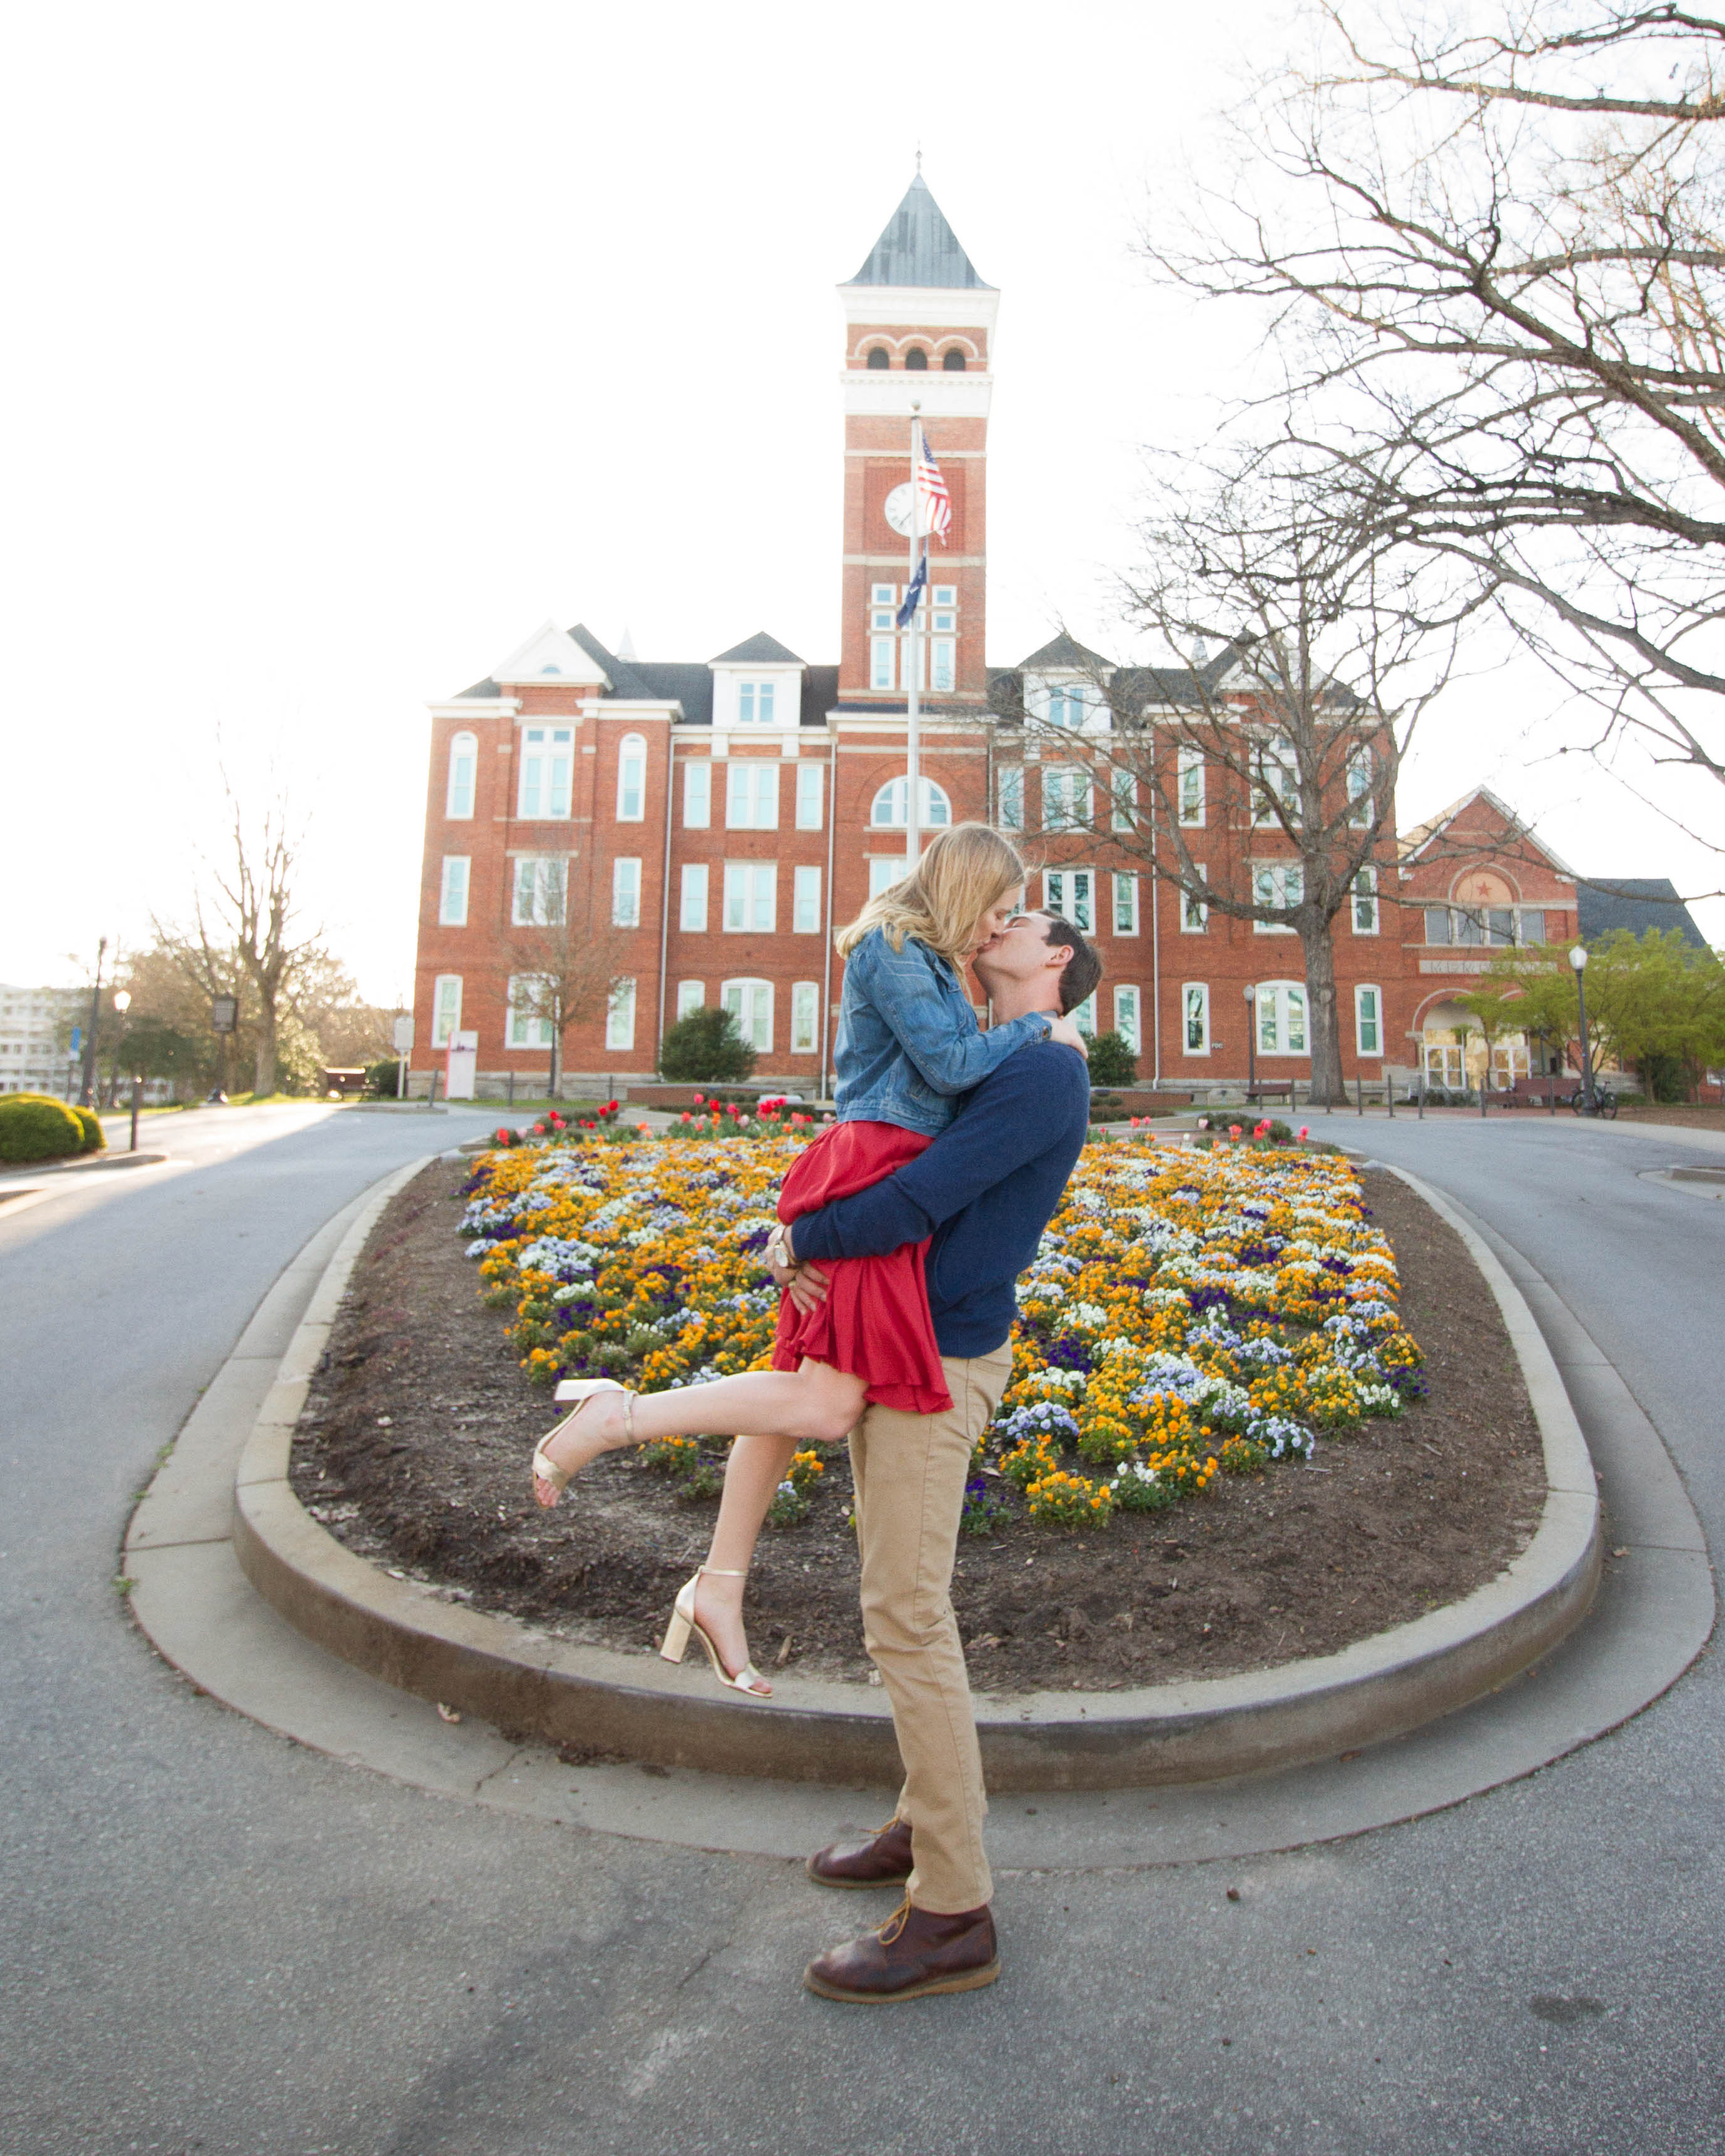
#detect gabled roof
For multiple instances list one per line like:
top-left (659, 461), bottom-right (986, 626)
top-left (1018, 632), bottom-right (1113, 673)
top-left (845, 175), bottom-right (989, 290)
top-left (709, 631), bottom-right (806, 667)
top-left (1577, 877), bottom-right (1709, 948)
top-left (1399, 787), bottom-right (1575, 875)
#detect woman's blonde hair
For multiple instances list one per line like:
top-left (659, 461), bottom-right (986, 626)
top-left (835, 821), bottom-right (1027, 968)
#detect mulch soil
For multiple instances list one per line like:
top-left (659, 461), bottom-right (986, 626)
top-left (289, 1156), bottom-right (1548, 1693)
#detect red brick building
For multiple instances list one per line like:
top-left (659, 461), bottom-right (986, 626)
top-left (408, 177), bottom-right (1595, 1102)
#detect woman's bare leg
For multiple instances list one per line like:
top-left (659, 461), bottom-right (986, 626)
top-left (535, 1359), bottom-right (865, 1492)
top-left (693, 1431), bottom-right (802, 1686)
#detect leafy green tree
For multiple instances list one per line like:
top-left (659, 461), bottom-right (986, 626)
top-left (656, 1007), bottom-right (757, 1084)
top-left (1086, 1030), bottom-right (1138, 1088)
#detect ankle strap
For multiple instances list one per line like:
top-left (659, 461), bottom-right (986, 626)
top-left (700, 1565), bottom-right (747, 1576)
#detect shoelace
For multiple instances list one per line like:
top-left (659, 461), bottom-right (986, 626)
top-left (878, 1897), bottom-right (911, 1947)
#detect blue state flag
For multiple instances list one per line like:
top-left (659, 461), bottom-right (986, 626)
top-left (895, 550), bottom-right (927, 629)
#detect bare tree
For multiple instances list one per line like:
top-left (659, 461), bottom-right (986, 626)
top-left (502, 867), bottom-right (630, 1096)
top-left (208, 782), bottom-right (325, 1095)
top-left (1153, 1), bottom-right (1725, 862)
top-left (1002, 455), bottom-right (1477, 1102)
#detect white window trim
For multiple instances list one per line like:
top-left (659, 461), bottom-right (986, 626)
top-left (506, 973), bottom-right (555, 1050)
top-left (1041, 764), bottom-right (1094, 832)
top-left (1181, 866), bottom-right (1208, 934)
top-left (445, 732), bottom-right (477, 821)
top-left (1176, 746), bottom-right (1205, 829)
top-left (682, 759), bottom-right (711, 829)
top-left (1181, 981), bottom-right (1210, 1056)
top-left (680, 862), bottom-right (709, 933)
top-left (1252, 860), bottom-right (1303, 931)
top-left (517, 724), bottom-right (574, 822)
top-left (615, 733), bottom-right (647, 822)
top-left (676, 980), bottom-right (704, 1019)
top-left (1352, 864), bottom-right (1379, 936)
top-left (795, 762), bottom-right (824, 831)
top-left (792, 864), bottom-right (822, 934)
top-left (720, 977), bottom-right (773, 1053)
top-left (790, 980), bottom-right (820, 1054)
top-left (996, 766), bottom-right (1024, 831)
top-left (869, 774), bottom-right (952, 831)
top-left (1112, 871), bottom-right (1139, 937)
top-left (512, 854), bottom-right (567, 927)
top-left (722, 860), bottom-right (777, 933)
top-left (1113, 984), bottom-right (1141, 1053)
top-left (611, 856), bottom-right (642, 927)
top-left (1354, 982), bottom-right (1383, 1058)
top-left (432, 974), bottom-right (463, 1049)
top-left (1254, 979), bottom-right (1310, 1058)
top-left (438, 856), bottom-right (470, 927)
top-left (726, 759), bottom-right (780, 831)
top-left (1042, 867), bottom-right (1096, 934)
top-left (605, 978), bottom-right (637, 1051)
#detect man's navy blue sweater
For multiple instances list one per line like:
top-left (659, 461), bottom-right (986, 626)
top-left (789, 1038), bottom-right (1091, 1359)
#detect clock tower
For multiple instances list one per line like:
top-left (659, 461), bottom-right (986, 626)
top-left (837, 175), bottom-right (998, 704)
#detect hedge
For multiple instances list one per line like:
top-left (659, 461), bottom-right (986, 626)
top-left (0, 1096), bottom-right (86, 1163)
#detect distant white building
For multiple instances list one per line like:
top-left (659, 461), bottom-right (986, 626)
top-left (0, 984), bottom-right (85, 1097)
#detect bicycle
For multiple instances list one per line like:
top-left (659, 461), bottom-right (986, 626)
top-left (1568, 1088), bottom-right (1619, 1120)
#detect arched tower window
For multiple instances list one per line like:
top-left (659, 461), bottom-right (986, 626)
top-left (870, 775), bottom-right (952, 829)
top-left (904, 347), bottom-right (928, 371)
top-left (446, 731), bottom-right (477, 820)
top-left (866, 346), bottom-right (889, 370)
top-left (942, 348), bottom-right (967, 372)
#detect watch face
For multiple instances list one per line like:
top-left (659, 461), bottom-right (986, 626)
top-left (884, 482), bottom-right (916, 537)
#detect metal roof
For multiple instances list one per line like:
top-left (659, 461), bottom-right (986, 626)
top-left (1577, 878), bottom-right (1709, 948)
top-left (845, 175), bottom-right (989, 290)
top-left (709, 631), bottom-right (806, 666)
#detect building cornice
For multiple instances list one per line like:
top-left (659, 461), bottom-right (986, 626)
top-left (428, 699), bottom-right (519, 720)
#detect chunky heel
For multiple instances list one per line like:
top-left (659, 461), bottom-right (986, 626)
top-left (659, 1568), bottom-right (772, 1698)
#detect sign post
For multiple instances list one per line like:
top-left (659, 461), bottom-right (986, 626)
top-left (393, 1014), bottom-right (413, 1102)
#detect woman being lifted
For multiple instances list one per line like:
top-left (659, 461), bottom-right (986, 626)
top-left (528, 822), bottom-right (1087, 1692)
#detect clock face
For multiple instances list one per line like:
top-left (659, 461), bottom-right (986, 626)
top-left (884, 482), bottom-right (916, 537)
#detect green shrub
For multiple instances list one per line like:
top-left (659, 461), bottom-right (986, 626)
top-left (1086, 1031), bottom-right (1138, 1088)
top-left (366, 1058), bottom-right (402, 1098)
top-left (72, 1107), bottom-right (104, 1152)
top-left (0, 1096), bottom-right (86, 1163)
top-left (656, 1007), bottom-right (758, 1083)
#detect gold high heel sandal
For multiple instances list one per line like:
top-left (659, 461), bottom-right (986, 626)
top-left (660, 1567), bottom-right (772, 1699)
top-left (531, 1378), bottom-right (633, 1508)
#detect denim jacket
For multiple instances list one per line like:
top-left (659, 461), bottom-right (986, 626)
top-left (832, 927), bottom-right (1054, 1138)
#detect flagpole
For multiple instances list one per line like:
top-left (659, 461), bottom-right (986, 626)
top-left (907, 403), bottom-right (922, 873)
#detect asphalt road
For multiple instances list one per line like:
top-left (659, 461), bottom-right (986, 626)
top-left (3, 1106), bottom-right (1723, 2155)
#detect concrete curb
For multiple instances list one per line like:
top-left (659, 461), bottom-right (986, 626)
top-left (226, 1154), bottom-right (1601, 1793)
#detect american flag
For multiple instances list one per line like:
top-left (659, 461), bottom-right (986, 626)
top-left (914, 434), bottom-right (952, 544)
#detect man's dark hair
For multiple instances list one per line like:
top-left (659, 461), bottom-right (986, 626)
top-left (1040, 913), bottom-right (1104, 1016)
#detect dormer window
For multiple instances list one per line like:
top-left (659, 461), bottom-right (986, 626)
top-left (904, 347), bottom-right (928, 371)
top-left (1046, 682), bottom-right (1091, 729)
top-left (943, 348), bottom-right (966, 371)
top-left (737, 680), bottom-right (776, 724)
top-left (866, 346), bottom-right (890, 370)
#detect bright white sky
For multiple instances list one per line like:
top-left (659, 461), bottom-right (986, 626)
top-left (3, 0), bottom-right (1719, 1002)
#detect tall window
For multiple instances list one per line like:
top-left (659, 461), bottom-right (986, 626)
top-left (870, 583), bottom-right (897, 692)
top-left (736, 681), bottom-right (776, 724)
top-left (605, 978), bottom-right (636, 1051)
top-left (870, 775), bottom-right (951, 829)
top-left (1114, 985), bottom-right (1141, 1053)
top-left (931, 586), bottom-right (958, 693)
top-left (791, 981), bottom-right (820, 1053)
top-left (682, 760), bottom-right (711, 829)
top-left (1112, 873), bottom-right (1139, 936)
top-left (518, 726), bottom-right (573, 819)
top-left (438, 856), bottom-right (469, 927)
top-left (1256, 982), bottom-right (1308, 1055)
top-left (996, 766), bottom-right (1024, 831)
top-left (1352, 866), bottom-right (1379, 934)
top-left (1176, 747), bottom-right (1205, 827)
top-left (1070, 993), bottom-right (1097, 1038)
top-left (1252, 861), bottom-right (1303, 929)
top-left (512, 855), bottom-right (566, 925)
top-left (1253, 738), bottom-right (1299, 826)
top-left (1041, 766), bottom-right (1092, 831)
top-left (796, 762), bottom-right (824, 830)
top-left (1347, 746), bottom-right (1374, 828)
top-left (723, 862), bottom-right (776, 932)
top-left (726, 760), bottom-right (780, 830)
top-left (793, 864), bottom-right (822, 933)
top-left (1355, 984), bottom-right (1382, 1056)
top-left (1181, 869), bottom-right (1208, 933)
top-left (680, 863), bottom-right (709, 933)
top-left (676, 980), bottom-right (704, 1018)
top-left (1110, 771), bottom-right (1137, 831)
top-left (446, 733), bottom-right (477, 820)
top-left (611, 857), bottom-right (641, 927)
top-left (1183, 983), bottom-right (1210, 1054)
top-left (432, 975), bottom-right (462, 1048)
top-left (615, 733), bottom-right (647, 821)
top-left (1043, 868), bottom-right (1094, 932)
top-left (722, 978), bottom-right (773, 1051)
top-left (506, 975), bottom-right (554, 1049)
top-left (869, 856), bottom-right (907, 898)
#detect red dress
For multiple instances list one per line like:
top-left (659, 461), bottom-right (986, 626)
top-left (770, 1120), bottom-right (951, 1414)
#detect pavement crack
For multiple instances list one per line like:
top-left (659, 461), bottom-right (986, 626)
top-left (471, 1746), bottom-right (526, 1796)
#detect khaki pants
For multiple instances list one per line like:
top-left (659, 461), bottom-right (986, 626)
top-left (847, 1344), bottom-right (1013, 1914)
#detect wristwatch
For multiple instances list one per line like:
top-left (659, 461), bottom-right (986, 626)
top-left (766, 1224), bottom-right (796, 1272)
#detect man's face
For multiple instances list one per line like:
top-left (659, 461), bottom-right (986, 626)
top-left (974, 911), bottom-right (1062, 995)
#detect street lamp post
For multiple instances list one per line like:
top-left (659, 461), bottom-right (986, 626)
top-left (111, 990), bottom-right (140, 1150)
top-left (1570, 945), bottom-right (1596, 1112)
top-left (1242, 982), bottom-right (1257, 1104)
top-left (79, 936), bottom-right (108, 1109)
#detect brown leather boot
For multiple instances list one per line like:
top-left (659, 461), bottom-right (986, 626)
top-left (805, 1815), bottom-right (914, 1890)
top-left (804, 1897), bottom-right (998, 2003)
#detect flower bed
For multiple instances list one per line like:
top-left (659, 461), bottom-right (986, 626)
top-left (457, 1131), bottom-right (1423, 1533)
